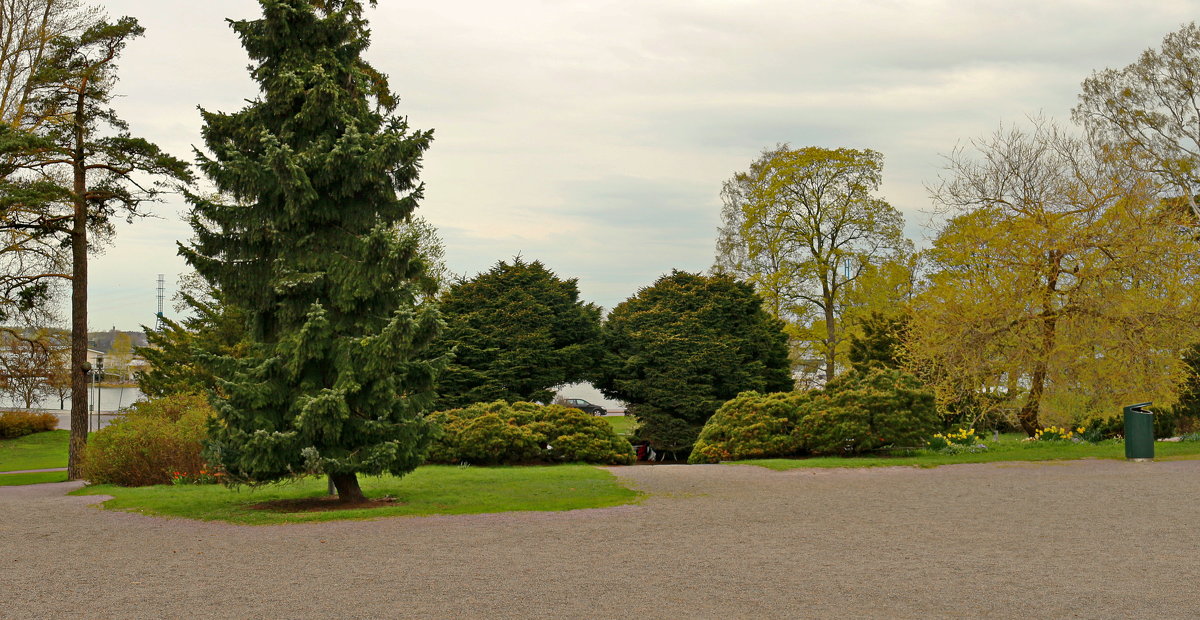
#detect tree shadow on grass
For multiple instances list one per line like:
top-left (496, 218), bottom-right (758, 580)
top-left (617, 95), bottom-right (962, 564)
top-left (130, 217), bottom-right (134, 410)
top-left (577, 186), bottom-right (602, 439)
top-left (248, 496), bottom-right (400, 513)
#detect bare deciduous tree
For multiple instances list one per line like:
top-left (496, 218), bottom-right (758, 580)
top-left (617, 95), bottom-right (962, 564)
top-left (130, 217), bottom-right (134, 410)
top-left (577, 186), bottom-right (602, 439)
top-left (0, 331), bottom-right (53, 408)
top-left (1075, 22), bottom-right (1200, 220)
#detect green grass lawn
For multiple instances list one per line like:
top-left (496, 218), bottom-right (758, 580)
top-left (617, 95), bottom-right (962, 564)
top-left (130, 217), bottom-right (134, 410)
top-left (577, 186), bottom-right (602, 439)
top-left (604, 415), bottom-right (637, 436)
top-left (17, 418), bottom-right (1200, 523)
top-left (72, 464), bottom-right (641, 525)
top-left (0, 430), bottom-right (69, 472)
top-left (0, 471), bottom-right (69, 486)
top-left (737, 438), bottom-right (1200, 470)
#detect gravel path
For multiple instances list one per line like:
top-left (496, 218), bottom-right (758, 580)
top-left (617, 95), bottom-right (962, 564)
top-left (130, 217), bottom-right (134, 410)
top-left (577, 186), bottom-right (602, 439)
top-left (3, 459), bottom-right (1199, 618)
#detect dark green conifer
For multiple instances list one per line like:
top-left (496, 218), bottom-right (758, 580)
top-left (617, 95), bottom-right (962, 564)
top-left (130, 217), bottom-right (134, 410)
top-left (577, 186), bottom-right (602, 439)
top-left (596, 271), bottom-right (793, 456)
top-left (136, 291), bottom-right (247, 399)
top-left (434, 258), bottom-right (603, 410)
top-left (182, 0), bottom-right (442, 502)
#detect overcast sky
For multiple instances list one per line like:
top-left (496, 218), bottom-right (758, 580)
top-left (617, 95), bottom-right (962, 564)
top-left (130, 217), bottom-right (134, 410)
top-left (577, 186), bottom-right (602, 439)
top-left (84, 0), bottom-right (1200, 332)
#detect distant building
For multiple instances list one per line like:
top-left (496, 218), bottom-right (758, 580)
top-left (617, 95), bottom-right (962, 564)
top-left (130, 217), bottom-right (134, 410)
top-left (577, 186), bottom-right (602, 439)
top-left (85, 349), bottom-right (106, 366)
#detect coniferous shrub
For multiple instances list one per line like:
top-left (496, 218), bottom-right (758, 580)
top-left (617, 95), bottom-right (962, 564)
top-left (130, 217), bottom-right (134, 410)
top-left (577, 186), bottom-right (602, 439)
top-left (689, 391), bottom-right (811, 463)
top-left (0, 411), bottom-right (58, 438)
top-left (428, 412), bottom-right (542, 465)
top-left (800, 368), bottom-right (939, 455)
top-left (82, 393), bottom-right (215, 486)
top-left (795, 402), bottom-right (875, 455)
top-left (426, 401), bottom-right (634, 465)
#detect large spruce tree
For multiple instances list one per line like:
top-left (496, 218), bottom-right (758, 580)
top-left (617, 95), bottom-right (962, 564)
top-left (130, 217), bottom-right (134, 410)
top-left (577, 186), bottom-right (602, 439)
top-left (183, 0), bottom-right (442, 502)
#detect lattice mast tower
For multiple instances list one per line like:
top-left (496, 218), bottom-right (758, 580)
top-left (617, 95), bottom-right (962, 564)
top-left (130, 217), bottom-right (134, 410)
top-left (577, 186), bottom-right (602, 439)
top-left (155, 274), bottom-right (165, 330)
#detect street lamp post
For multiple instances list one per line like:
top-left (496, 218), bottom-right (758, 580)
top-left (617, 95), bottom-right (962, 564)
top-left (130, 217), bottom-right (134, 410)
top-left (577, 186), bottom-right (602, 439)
top-left (80, 361), bottom-right (93, 432)
top-left (94, 355), bottom-right (104, 432)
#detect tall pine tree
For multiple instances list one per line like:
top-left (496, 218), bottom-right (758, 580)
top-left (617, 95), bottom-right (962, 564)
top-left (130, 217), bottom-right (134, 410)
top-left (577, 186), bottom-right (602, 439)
top-left (1, 14), bottom-right (191, 479)
top-left (183, 0), bottom-right (442, 502)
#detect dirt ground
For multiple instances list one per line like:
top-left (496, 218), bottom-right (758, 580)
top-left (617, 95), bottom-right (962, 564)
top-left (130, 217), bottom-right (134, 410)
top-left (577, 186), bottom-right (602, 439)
top-left (2, 459), bottom-right (1199, 619)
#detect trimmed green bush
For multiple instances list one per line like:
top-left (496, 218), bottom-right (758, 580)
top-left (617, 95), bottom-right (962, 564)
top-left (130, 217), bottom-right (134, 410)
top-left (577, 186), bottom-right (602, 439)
top-left (689, 391), bottom-right (811, 463)
top-left (82, 393), bottom-right (216, 486)
top-left (692, 368), bottom-right (938, 462)
top-left (426, 401), bottom-right (634, 465)
top-left (433, 413), bottom-right (542, 465)
top-left (795, 403), bottom-right (871, 455)
top-left (800, 368), bottom-right (939, 455)
top-left (0, 411), bottom-right (58, 439)
top-left (1080, 405), bottom-right (1198, 441)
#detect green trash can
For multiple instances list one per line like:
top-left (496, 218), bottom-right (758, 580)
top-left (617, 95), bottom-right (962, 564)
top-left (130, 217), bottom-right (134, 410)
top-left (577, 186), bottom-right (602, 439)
top-left (1123, 402), bottom-right (1154, 461)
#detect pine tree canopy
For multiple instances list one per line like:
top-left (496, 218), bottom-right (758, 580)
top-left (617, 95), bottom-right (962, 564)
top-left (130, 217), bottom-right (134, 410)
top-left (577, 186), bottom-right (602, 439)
top-left (433, 258), bottom-right (603, 410)
top-left (182, 0), bottom-right (442, 501)
top-left (596, 270), bottom-right (793, 454)
top-left (136, 290), bottom-right (248, 399)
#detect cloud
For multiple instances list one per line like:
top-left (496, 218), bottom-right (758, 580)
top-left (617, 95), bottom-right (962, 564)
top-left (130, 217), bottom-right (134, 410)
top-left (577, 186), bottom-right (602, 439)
top-left (84, 0), bottom-right (1200, 330)
top-left (433, 174), bottom-right (717, 312)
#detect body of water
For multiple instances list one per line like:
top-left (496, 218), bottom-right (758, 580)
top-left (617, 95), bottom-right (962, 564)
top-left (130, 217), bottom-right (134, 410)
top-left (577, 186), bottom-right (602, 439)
top-left (0, 386), bottom-right (146, 412)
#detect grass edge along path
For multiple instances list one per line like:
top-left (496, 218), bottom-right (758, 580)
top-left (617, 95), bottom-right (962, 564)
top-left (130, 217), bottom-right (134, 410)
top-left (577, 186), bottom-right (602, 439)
top-left (0, 430), bottom-right (70, 473)
top-left (70, 464), bottom-right (642, 525)
top-left (736, 439), bottom-right (1200, 471)
top-left (0, 471), bottom-right (69, 486)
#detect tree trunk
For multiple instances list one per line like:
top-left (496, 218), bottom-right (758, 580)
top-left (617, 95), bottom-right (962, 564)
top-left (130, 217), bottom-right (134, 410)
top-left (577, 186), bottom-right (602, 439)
top-left (1019, 310), bottom-right (1058, 436)
top-left (823, 295), bottom-right (837, 382)
top-left (1017, 361), bottom-right (1047, 436)
top-left (66, 93), bottom-right (88, 481)
top-left (66, 189), bottom-right (88, 479)
top-left (1018, 253), bottom-right (1062, 437)
top-left (330, 472), bottom-right (365, 503)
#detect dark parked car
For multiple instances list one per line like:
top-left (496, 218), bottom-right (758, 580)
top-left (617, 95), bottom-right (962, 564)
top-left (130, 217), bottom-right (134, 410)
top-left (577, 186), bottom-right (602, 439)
top-left (562, 398), bottom-right (606, 416)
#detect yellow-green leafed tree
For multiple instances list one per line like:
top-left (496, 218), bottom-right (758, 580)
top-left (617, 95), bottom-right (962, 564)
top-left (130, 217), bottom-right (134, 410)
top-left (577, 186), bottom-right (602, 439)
top-left (910, 120), bottom-right (1200, 435)
top-left (1074, 22), bottom-right (1200, 221)
top-left (107, 332), bottom-right (133, 382)
top-left (837, 252), bottom-right (920, 350)
top-left (715, 145), bottom-right (911, 382)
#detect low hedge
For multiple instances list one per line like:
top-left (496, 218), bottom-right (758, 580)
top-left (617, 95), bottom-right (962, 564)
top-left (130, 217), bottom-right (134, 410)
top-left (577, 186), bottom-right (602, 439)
top-left (689, 391), bottom-right (812, 463)
top-left (426, 401), bottom-right (635, 465)
top-left (82, 393), bottom-right (216, 486)
top-left (804, 368), bottom-right (940, 454)
top-left (690, 368), bottom-right (939, 462)
top-left (0, 411), bottom-right (58, 439)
